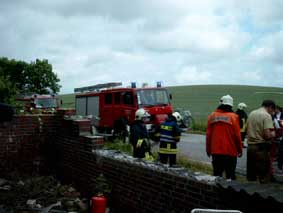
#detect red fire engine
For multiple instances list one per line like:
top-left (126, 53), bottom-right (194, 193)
top-left (17, 94), bottom-right (60, 113)
top-left (75, 82), bottom-right (174, 136)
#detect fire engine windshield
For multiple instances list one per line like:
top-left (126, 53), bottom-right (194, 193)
top-left (137, 89), bottom-right (170, 107)
top-left (35, 98), bottom-right (57, 108)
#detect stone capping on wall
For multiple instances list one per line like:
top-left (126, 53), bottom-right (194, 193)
top-left (217, 178), bottom-right (283, 203)
top-left (94, 149), bottom-right (283, 204)
top-left (95, 149), bottom-right (217, 184)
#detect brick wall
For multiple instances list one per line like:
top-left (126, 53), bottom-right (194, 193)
top-left (0, 114), bottom-right (59, 173)
top-left (1, 112), bottom-right (283, 212)
top-left (0, 109), bottom-right (75, 174)
top-left (55, 135), bottom-right (283, 212)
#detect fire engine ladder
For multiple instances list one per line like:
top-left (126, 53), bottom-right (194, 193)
top-left (74, 82), bottom-right (122, 93)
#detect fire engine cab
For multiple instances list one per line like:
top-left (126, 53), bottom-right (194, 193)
top-left (17, 94), bottom-right (60, 113)
top-left (75, 82), bottom-right (174, 135)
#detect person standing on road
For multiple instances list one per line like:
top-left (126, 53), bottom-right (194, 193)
top-left (236, 102), bottom-right (248, 148)
top-left (130, 108), bottom-right (152, 159)
top-left (159, 112), bottom-right (182, 167)
top-left (206, 95), bottom-right (243, 180)
top-left (246, 100), bottom-right (276, 183)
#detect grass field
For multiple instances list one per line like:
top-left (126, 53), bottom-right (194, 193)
top-left (60, 84), bottom-right (283, 127)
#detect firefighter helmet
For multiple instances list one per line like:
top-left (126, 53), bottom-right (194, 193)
top-left (220, 95), bottom-right (233, 107)
top-left (135, 108), bottom-right (150, 121)
top-left (172, 112), bottom-right (183, 122)
top-left (238, 102), bottom-right (247, 110)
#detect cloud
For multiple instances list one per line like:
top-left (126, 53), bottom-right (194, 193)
top-left (242, 71), bottom-right (262, 81)
top-left (248, 30), bottom-right (283, 64)
top-left (175, 66), bottom-right (212, 85)
top-left (141, 14), bottom-right (251, 60)
top-left (247, 0), bottom-right (283, 24)
top-left (0, 0), bottom-right (283, 93)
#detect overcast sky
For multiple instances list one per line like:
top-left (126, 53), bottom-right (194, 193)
top-left (1, 0), bottom-right (283, 93)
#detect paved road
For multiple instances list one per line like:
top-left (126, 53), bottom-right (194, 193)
top-left (152, 133), bottom-right (283, 177)
top-left (177, 133), bottom-right (247, 174)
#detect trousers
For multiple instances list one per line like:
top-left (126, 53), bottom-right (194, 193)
top-left (247, 143), bottom-right (271, 183)
top-left (278, 140), bottom-right (283, 170)
top-left (212, 154), bottom-right (237, 180)
top-left (159, 153), bottom-right (176, 167)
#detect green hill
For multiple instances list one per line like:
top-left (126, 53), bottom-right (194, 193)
top-left (60, 85), bottom-right (283, 124)
top-left (168, 85), bottom-right (283, 124)
top-left (59, 93), bottom-right (76, 108)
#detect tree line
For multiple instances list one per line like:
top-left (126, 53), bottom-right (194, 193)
top-left (0, 57), bottom-right (61, 104)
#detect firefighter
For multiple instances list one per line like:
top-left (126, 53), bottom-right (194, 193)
top-left (206, 95), bottom-right (242, 180)
top-left (236, 102), bottom-right (248, 148)
top-left (130, 108), bottom-right (152, 159)
top-left (159, 112), bottom-right (182, 167)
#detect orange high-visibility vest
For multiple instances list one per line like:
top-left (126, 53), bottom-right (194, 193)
top-left (206, 109), bottom-right (242, 157)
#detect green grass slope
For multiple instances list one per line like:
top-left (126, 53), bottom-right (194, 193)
top-left (59, 93), bottom-right (76, 108)
top-left (60, 85), bottom-right (283, 124)
top-left (169, 85), bottom-right (283, 123)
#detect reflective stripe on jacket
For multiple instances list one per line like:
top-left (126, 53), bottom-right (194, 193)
top-left (136, 139), bottom-right (144, 148)
top-left (206, 109), bottom-right (242, 157)
top-left (241, 118), bottom-right (247, 133)
top-left (130, 120), bottom-right (150, 158)
top-left (159, 143), bottom-right (178, 154)
top-left (159, 120), bottom-right (181, 154)
top-left (236, 109), bottom-right (248, 133)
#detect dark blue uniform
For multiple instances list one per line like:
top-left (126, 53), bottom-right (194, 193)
top-left (159, 118), bottom-right (181, 166)
top-left (130, 120), bottom-right (150, 158)
top-left (236, 109), bottom-right (248, 142)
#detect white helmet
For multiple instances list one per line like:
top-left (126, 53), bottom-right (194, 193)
top-left (172, 112), bottom-right (183, 122)
top-left (238, 102), bottom-right (247, 110)
top-left (220, 95), bottom-right (233, 107)
top-left (135, 108), bottom-right (150, 121)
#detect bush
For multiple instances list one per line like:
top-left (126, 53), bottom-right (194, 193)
top-left (0, 76), bottom-right (18, 104)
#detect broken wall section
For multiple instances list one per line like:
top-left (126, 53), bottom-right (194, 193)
top-left (0, 114), bottom-right (57, 174)
top-left (0, 109), bottom-right (76, 174)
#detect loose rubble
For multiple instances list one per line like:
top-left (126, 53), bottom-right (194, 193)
top-left (0, 175), bottom-right (88, 213)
